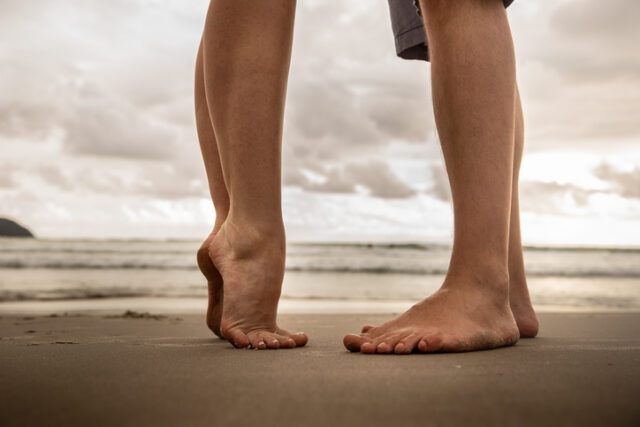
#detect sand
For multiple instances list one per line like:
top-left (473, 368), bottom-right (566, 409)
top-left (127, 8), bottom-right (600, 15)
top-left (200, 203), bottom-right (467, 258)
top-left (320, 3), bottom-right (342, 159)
top-left (1, 312), bottom-right (639, 427)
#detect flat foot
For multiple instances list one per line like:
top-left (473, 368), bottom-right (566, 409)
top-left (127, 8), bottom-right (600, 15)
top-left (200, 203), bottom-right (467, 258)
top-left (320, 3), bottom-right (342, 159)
top-left (345, 286), bottom-right (519, 355)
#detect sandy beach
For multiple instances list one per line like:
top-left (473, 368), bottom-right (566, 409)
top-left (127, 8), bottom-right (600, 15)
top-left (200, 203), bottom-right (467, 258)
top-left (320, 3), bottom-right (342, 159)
top-left (1, 312), bottom-right (639, 426)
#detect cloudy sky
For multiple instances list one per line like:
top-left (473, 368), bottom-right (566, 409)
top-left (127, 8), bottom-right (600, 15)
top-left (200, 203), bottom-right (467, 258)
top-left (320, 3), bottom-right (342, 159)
top-left (1, 0), bottom-right (639, 245)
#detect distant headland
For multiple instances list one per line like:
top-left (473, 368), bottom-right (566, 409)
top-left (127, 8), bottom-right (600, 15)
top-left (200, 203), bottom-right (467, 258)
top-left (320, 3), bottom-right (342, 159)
top-left (0, 218), bottom-right (35, 238)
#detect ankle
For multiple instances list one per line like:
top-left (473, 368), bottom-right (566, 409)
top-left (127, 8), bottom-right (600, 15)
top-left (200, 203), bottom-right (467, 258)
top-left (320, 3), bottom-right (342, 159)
top-left (216, 217), bottom-right (285, 260)
top-left (444, 264), bottom-right (510, 300)
top-left (212, 221), bottom-right (225, 236)
top-left (213, 209), bottom-right (228, 233)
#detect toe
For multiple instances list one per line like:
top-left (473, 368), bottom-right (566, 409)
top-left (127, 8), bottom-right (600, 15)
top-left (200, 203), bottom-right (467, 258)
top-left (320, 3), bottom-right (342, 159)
top-left (247, 332), bottom-right (268, 350)
top-left (360, 341), bottom-right (378, 354)
top-left (376, 333), bottom-right (406, 354)
top-left (258, 332), bottom-right (281, 349)
top-left (291, 332), bottom-right (308, 347)
top-left (361, 325), bottom-right (375, 333)
top-left (376, 341), bottom-right (393, 354)
top-left (277, 328), bottom-right (308, 348)
top-left (343, 334), bottom-right (367, 352)
top-left (417, 334), bottom-right (443, 353)
top-left (394, 333), bottom-right (420, 354)
top-left (225, 329), bottom-right (250, 349)
top-left (276, 334), bottom-right (297, 349)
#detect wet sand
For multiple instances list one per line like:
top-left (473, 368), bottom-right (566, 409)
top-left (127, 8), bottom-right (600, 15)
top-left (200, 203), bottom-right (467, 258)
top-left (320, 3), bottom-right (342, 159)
top-left (1, 312), bottom-right (639, 426)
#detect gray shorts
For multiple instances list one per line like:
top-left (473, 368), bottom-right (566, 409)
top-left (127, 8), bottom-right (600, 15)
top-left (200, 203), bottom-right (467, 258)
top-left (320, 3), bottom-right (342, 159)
top-left (388, 0), bottom-right (515, 61)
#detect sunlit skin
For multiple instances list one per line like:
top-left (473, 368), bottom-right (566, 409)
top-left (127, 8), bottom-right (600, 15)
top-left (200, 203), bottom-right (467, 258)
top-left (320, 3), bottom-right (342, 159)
top-left (344, 0), bottom-right (538, 353)
top-left (194, 0), bottom-right (307, 349)
top-left (195, 0), bottom-right (537, 352)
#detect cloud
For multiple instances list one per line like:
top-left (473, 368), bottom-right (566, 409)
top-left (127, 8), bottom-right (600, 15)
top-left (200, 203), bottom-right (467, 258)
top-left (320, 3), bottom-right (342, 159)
top-left (282, 0), bottom-right (434, 183)
top-left (1, 0), bottom-right (639, 242)
top-left (594, 163), bottom-right (640, 199)
top-left (287, 160), bottom-right (416, 199)
top-left (0, 0), bottom-right (201, 161)
top-left (509, 0), bottom-right (640, 147)
top-left (429, 166), bottom-right (451, 202)
top-left (519, 180), bottom-right (599, 214)
top-left (61, 83), bottom-right (180, 159)
top-left (347, 161), bottom-right (417, 199)
top-left (0, 164), bottom-right (17, 188)
top-left (548, 0), bottom-right (640, 83)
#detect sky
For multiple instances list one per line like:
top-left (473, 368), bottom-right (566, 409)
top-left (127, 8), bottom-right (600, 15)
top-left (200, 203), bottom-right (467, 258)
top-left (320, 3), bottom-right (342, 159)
top-left (1, 0), bottom-right (639, 245)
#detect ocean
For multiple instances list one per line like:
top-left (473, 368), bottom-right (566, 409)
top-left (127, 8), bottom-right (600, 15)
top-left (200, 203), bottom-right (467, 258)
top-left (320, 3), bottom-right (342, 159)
top-left (1, 238), bottom-right (639, 314)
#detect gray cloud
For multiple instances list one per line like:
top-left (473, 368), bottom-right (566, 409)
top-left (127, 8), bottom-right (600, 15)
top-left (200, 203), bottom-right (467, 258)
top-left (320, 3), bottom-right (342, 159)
top-left (548, 0), bottom-right (640, 83)
top-left (1, 0), bottom-right (639, 240)
top-left (508, 0), bottom-right (640, 147)
top-left (594, 163), bottom-right (640, 199)
top-left (0, 0), bottom-right (200, 161)
top-left (519, 180), bottom-right (600, 214)
top-left (429, 165), bottom-right (451, 202)
top-left (1, 160), bottom-right (207, 201)
top-left (282, 0), bottom-right (434, 182)
top-left (286, 160), bottom-right (416, 199)
top-left (0, 164), bottom-right (17, 188)
top-left (61, 83), bottom-right (180, 159)
top-left (348, 161), bottom-right (417, 199)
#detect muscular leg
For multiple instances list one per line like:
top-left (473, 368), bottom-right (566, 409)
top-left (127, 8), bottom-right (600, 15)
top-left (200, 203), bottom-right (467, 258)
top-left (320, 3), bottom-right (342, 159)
top-left (199, 0), bottom-right (307, 349)
top-left (508, 88), bottom-right (539, 337)
top-left (361, 89), bottom-right (539, 338)
top-left (344, 0), bottom-right (520, 353)
top-left (195, 39), bottom-right (229, 338)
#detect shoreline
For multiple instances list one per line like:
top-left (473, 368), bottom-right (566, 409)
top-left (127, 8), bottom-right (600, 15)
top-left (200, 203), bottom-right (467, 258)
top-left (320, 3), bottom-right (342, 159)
top-left (1, 312), bottom-right (639, 426)
top-left (2, 296), bottom-right (640, 316)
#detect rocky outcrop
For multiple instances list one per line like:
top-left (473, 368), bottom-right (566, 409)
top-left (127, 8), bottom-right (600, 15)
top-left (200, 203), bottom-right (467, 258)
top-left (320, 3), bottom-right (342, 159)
top-left (0, 218), bottom-right (35, 238)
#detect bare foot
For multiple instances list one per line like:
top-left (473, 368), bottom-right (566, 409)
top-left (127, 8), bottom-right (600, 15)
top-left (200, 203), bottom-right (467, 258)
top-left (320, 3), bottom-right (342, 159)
top-left (207, 221), bottom-right (308, 349)
top-left (197, 231), bottom-right (224, 338)
top-left (344, 277), bottom-right (519, 354)
top-left (360, 278), bottom-right (539, 339)
top-left (509, 280), bottom-right (539, 338)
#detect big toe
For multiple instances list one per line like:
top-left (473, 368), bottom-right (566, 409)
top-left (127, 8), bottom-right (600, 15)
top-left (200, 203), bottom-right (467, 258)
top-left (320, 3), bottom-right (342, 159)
top-left (278, 329), bottom-right (308, 347)
top-left (343, 334), bottom-right (367, 352)
top-left (224, 328), bottom-right (250, 349)
top-left (417, 334), bottom-right (444, 353)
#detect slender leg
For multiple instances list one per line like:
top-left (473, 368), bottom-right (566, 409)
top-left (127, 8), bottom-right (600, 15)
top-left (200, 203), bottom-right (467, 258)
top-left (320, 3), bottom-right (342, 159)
top-left (199, 0), bottom-right (307, 349)
top-left (194, 39), bottom-right (229, 338)
top-left (360, 88), bottom-right (539, 339)
top-left (508, 88), bottom-right (539, 337)
top-left (344, 0), bottom-right (520, 354)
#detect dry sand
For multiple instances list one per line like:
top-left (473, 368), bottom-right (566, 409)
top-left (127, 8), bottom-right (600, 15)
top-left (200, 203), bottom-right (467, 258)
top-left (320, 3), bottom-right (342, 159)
top-left (1, 312), bottom-right (639, 427)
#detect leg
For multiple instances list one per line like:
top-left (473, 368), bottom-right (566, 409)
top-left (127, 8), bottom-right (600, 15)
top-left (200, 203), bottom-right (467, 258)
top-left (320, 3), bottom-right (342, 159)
top-left (200, 0), bottom-right (307, 349)
top-left (194, 39), bottom-right (229, 338)
top-left (344, 0), bottom-right (519, 354)
top-left (361, 88), bottom-right (539, 338)
top-left (508, 88), bottom-right (539, 337)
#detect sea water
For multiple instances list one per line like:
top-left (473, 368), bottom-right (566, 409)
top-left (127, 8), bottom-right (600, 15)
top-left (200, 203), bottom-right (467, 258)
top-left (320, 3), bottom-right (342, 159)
top-left (1, 238), bottom-right (639, 314)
